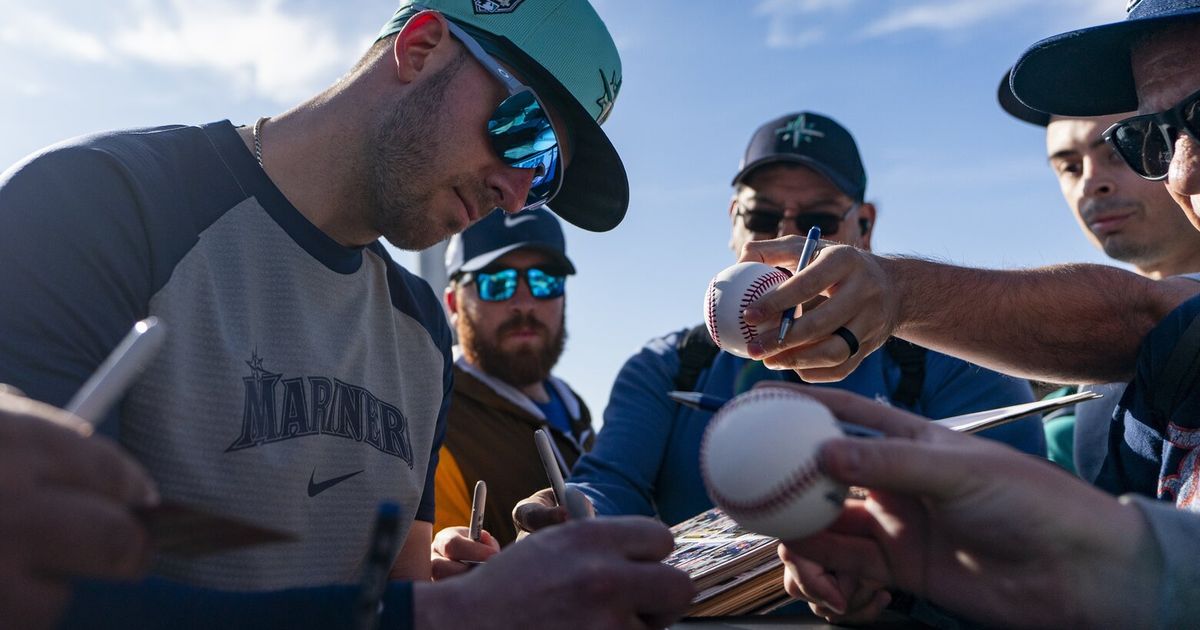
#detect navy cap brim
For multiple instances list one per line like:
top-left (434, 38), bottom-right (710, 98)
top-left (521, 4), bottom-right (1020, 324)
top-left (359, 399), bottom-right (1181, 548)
top-left (998, 69), bottom-right (1050, 127)
top-left (457, 242), bottom-right (577, 276)
top-left (731, 155), bottom-right (864, 203)
top-left (1011, 8), bottom-right (1200, 117)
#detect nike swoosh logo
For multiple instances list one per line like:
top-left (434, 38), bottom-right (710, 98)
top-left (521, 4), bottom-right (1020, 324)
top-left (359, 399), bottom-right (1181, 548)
top-left (307, 468), bottom-right (364, 497)
top-left (504, 214), bottom-right (537, 228)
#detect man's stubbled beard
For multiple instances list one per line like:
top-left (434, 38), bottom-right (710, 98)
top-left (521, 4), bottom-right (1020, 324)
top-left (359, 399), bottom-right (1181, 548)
top-left (364, 49), bottom-right (486, 251)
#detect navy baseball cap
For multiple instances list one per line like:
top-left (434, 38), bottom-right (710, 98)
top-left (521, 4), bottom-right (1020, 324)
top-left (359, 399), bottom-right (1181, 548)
top-left (998, 68), bottom-right (1051, 127)
top-left (731, 112), bottom-right (867, 203)
top-left (445, 208), bottom-right (576, 278)
top-left (1010, 0), bottom-right (1200, 117)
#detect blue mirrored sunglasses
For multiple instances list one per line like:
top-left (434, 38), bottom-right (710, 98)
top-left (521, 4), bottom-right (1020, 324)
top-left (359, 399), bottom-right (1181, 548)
top-left (463, 267), bottom-right (567, 302)
top-left (445, 20), bottom-right (563, 212)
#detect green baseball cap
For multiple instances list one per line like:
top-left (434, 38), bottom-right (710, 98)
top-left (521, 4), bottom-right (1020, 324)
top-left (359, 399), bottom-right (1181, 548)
top-left (379, 0), bottom-right (627, 232)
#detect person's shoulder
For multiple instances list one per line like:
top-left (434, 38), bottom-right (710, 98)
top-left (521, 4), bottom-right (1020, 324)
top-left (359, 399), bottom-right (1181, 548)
top-left (2, 122), bottom-right (241, 202)
top-left (365, 244), bottom-right (452, 351)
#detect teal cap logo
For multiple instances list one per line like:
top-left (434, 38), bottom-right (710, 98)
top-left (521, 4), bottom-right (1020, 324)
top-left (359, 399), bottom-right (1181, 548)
top-left (595, 68), bottom-right (621, 124)
top-left (775, 114), bottom-right (826, 149)
top-left (474, 0), bottom-right (525, 14)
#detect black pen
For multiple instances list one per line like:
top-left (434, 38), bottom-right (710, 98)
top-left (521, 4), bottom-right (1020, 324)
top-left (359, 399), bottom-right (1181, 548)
top-left (353, 502), bottom-right (401, 630)
top-left (667, 390), bottom-right (884, 438)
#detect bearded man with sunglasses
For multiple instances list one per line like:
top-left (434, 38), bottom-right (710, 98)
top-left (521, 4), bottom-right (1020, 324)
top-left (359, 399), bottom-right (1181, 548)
top-left (425, 208), bottom-right (593, 559)
top-left (742, 3), bottom-right (1200, 627)
top-left (0, 0), bottom-right (695, 628)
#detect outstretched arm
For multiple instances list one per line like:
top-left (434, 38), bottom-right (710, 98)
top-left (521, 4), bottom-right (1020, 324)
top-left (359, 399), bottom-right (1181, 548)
top-left (738, 239), bottom-right (1197, 383)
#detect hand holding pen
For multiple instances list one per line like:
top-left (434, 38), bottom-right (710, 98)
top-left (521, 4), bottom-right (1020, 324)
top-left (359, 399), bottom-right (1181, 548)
top-left (534, 429), bottom-right (592, 520)
top-left (777, 226), bottom-right (821, 344)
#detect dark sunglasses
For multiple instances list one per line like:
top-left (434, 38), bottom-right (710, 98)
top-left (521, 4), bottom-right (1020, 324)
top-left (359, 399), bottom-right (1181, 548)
top-left (461, 266), bottom-right (567, 302)
top-left (445, 20), bottom-right (563, 211)
top-left (735, 201), bottom-right (860, 236)
top-left (1103, 86), bottom-right (1200, 181)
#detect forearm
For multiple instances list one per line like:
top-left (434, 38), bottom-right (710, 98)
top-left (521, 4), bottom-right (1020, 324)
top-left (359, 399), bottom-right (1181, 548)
top-left (885, 258), bottom-right (1196, 383)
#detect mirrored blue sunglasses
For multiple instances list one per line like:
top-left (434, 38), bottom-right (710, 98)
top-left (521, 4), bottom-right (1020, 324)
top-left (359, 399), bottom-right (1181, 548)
top-left (463, 267), bottom-right (567, 302)
top-left (445, 20), bottom-right (563, 211)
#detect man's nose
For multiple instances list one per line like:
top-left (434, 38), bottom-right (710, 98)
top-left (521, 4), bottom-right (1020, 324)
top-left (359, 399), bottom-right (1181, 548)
top-left (487, 167), bottom-right (536, 214)
top-left (1082, 161), bottom-right (1115, 199)
top-left (1167, 134), bottom-right (1200, 198)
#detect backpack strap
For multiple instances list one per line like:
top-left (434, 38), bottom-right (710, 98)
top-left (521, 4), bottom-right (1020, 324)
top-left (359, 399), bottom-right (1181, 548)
top-left (1150, 311), bottom-right (1200, 429)
top-left (674, 324), bottom-right (721, 392)
top-left (885, 338), bottom-right (927, 409)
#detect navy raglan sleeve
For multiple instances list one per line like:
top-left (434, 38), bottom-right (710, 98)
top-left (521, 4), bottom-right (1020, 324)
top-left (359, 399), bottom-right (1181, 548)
top-left (377, 249), bottom-right (453, 524)
top-left (61, 578), bottom-right (415, 629)
top-left (417, 341), bottom-right (452, 523)
top-left (0, 145), bottom-right (156, 433)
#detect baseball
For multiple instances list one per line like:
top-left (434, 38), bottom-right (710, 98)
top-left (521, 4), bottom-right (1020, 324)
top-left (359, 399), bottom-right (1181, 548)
top-left (700, 388), bottom-right (847, 540)
top-left (703, 262), bottom-right (791, 358)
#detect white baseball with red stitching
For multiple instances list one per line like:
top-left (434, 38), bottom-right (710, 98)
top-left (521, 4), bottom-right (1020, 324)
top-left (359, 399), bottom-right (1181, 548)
top-left (703, 262), bottom-right (791, 359)
top-left (700, 388), bottom-right (847, 540)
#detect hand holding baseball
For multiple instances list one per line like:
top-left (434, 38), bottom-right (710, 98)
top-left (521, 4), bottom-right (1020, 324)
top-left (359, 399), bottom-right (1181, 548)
top-left (775, 385), bottom-right (1158, 629)
top-left (736, 239), bottom-right (900, 381)
top-left (699, 387), bottom-right (847, 540)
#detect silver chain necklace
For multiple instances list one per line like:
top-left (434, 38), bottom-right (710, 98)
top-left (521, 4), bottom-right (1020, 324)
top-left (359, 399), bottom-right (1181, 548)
top-left (252, 116), bottom-right (270, 167)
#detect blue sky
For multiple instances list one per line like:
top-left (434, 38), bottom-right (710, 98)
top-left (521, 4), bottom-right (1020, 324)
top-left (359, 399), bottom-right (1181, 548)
top-left (0, 0), bottom-right (1131, 415)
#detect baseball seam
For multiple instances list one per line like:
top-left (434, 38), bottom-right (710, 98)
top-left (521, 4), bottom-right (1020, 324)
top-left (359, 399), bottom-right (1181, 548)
top-left (737, 271), bottom-right (789, 344)
top-left (705, 278), bottom-right (721, 346)
top-left (700, 389), bottom-right (829, 518)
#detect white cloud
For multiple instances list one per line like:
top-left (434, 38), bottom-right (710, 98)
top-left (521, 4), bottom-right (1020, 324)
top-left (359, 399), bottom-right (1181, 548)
top-left (754, 0), bottom-right (857, 48)
top-left (0, 7), bottom-right (111, 63)
top-left (110, 0), bottom-right (359, 103)
top-left (753, 0), bottom-right (856, 16)
top-left (766, 25), bottom-right (826, 49)
top-left (0, 0), bottom-right (363, 104)
top-left (860, 0), bottom-right (1036, 38)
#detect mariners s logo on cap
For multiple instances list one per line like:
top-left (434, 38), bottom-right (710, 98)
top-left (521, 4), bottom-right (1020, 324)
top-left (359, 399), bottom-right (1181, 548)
top-left (596, 68), bottom-right (621, 124)
top-left (474, 0), bottom-right (524, 14)
top-left (775, 114), bottom-right (826, 150)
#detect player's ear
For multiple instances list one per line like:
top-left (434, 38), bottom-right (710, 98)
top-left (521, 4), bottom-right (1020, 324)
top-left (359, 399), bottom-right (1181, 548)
top-left (392, 10), bottom-right (451, 83)
top-left (855, 202), bottom-right (876, 251)
top-left (444, 284), bottom-right (459, 317)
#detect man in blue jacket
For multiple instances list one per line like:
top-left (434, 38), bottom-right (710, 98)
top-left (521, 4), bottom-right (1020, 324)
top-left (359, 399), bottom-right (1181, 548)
top-left (555, 112), bottom-right (1045, 526)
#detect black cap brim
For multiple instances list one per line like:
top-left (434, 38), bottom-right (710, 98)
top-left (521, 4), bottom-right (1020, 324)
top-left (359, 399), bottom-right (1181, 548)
top-left (466, 24), bottom-right (628, 233)
top-left (549, 110), bottom-right (629, 233)
top-left (1011, 9), bottom-right (1200, 117)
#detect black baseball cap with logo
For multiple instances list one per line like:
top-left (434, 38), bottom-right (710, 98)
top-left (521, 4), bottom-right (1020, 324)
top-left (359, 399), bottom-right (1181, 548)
top-left (445, 207), bottom-right (576, 278)
top-left (731, 112), bottom-right (867, 203)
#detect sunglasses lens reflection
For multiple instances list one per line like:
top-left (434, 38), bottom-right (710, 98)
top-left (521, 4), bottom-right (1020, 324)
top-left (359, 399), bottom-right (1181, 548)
top-left (488, 91), bottom-right (562, 210)
top-left (474, 268), bottom-right (566, 302)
